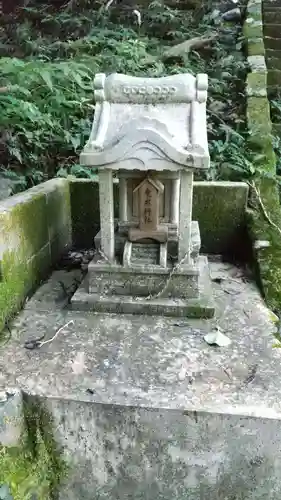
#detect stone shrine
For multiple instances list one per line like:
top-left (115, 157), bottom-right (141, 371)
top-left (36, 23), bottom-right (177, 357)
top-left (71, 72), bottom-right (215, 317)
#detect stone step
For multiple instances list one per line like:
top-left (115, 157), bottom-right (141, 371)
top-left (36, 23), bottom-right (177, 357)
top-left (264, 36), bottom-right (281, 49)
top-left (263, 11), bottom-right (281, 22)
top-left (264, 24), bottom-right (281, 39)
top-left (267, 56), bottom-right (281, 70)
top-left (268, 68), bottom-right (281, 86)
top-left (263, 0), bottom-right (281, 11)
top-left (71, 256), bottom-right (214, 318)
top-left (266, 48), bottom-right (281, 57)
top-left (70, 288), bottom-right (215, 318)
top-left (88, 264), bottom-right (199, 299)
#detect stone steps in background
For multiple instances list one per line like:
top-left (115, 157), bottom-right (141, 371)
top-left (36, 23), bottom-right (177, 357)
top-left (267, 56), bottom-right (281, 69)
top-left (266, 48), bottom-right (281, 58)
top-left (267, 69), bottom-right (281, 87)
top-left (264, 24), bottom-right (281, 38)
top-left (263, 0), bottom-right (281, 93)
top-left (264, 36), bottom-right (281, 49)
top-left (263, 0), bottom-right (281, 11)
top-left (263, 11), bottom-right (281, 22)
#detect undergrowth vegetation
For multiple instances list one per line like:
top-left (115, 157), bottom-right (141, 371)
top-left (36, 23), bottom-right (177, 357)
top-left (0, 0), bottom-right (250, 192)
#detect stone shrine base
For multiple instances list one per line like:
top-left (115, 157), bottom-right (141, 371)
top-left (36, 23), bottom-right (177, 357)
top-left (72, 219), bottom-right (214, 317)
top-left (71, 255), bottom-right (215, 318)
top-left (1, 258), bottom-right (281, 499)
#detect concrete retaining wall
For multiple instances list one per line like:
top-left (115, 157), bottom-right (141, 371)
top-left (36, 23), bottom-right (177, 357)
top-left (0, 178), bottom-right (71, 331)
top-left (70, 179), bottom-right (249, 255)
top-left (25, 395), bottom-right (281, 500)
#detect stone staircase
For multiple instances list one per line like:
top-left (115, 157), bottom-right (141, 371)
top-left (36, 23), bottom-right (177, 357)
top-left (262, 0), bottom-right (281, 136)
top-left (263, 0), bottom-right (281, 89)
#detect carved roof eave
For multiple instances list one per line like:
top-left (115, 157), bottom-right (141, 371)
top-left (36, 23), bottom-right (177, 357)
top-left (80, 128), bottom-right (210, 171)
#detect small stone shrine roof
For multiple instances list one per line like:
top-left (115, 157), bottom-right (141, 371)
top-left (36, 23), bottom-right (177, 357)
top-left (80, 72), bottom-right (210, 172)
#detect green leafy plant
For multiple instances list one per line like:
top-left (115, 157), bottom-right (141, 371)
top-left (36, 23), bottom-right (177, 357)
top-left (0, 0), bottom-right (250, 191)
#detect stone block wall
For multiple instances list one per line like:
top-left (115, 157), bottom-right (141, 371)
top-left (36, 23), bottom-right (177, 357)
top-left (0, 178), bottom-right (71, 331)
top-left (243, 0), bottom-right (274, 165)
top-left (243, 0), bottom-right (281, 312)
top-left (263, 0), bottom-right (281, 92)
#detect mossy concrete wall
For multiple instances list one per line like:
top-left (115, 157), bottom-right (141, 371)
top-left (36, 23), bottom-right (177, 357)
top-left (0, 178), bottom-right (71, 332)
top-left (0, 390), bottom-right (66, 499)
top-left (70, 179), bottom-right (249, 255)
top-left (244, 0), bottom-right (281, 313)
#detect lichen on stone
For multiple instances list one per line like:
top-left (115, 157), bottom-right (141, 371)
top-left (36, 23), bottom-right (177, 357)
top-left (246, 72), bottom-right (267, 97)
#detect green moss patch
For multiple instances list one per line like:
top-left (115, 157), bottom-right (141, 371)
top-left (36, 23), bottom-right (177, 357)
top-left (246, 72), bottom-right (267, 96)
top-left (247, 180), bottom-right (281, 312)
top-left (247, 96), bottom-right (272, 140)
top-left (268, 69), bottom-right (281, 87)
top-left (243, 20), bottom-right (263, 40)
top-left (247, 39), bottom-right (266, 56)
top-left (243, 0), bottom-right (281, 312)
top-left (0, 444), bottom-right (52, 499)
top-left (0, 197), bottom-right (49, 332)
top-left (0, 179), bottom-right (71, 333)
top-left (0, 397), bottom-right (67, 499)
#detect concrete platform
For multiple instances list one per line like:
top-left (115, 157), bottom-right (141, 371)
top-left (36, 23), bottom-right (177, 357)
top-left (1, 258), bottom-right (281, 498)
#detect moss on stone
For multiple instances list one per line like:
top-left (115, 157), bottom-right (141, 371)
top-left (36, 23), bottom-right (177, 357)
top-left (0, 194), bottom-right (50, 332)
top-left (246, 72), bottom-right (267, 96)
top-left (247, 39), bottom-right (265, 56)
top-left (193, 182), bottom-right (249, 255)
top-left (243, 0), bottom-right (265, 57)
top-left (247, 179), bottom-right (281, 313)
top-left (268, 69), bottom-right (281, 87)
top-left (0, 180), bottom-right (72, 333)
top-left (0, 253), bottom-right (31, 332)
top-left (247, 96), bottom-right (273, 153)
top-left (0, 193), bottom-right (48, 260)
top-left (244, 10), bottom-right (281, 312)
top-left (243, 20), bottom-right (263, 40)
top-left (0, 443), bottom-right (52, 499)
top-left (247, 3), bottom-right (262, 19)
top-left (0, 397), bottom-right (67, 499)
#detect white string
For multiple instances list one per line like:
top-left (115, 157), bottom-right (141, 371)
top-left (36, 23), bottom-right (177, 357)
top-left (39, 320), bottom-right (74, 347)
